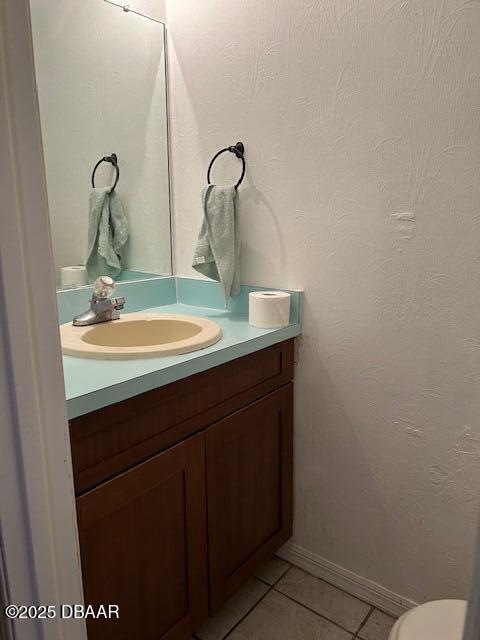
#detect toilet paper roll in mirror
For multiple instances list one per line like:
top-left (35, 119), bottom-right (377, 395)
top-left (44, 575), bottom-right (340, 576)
top-left (249, 291), bottom-right (291, 328)
top-left (61, 266), bottom-right (88, 289)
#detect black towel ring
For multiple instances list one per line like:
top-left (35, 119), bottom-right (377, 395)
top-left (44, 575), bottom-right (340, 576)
top-left (91, 153), bottom-right (120, 193)
top-left (207, 142), bottom-right (245, 190)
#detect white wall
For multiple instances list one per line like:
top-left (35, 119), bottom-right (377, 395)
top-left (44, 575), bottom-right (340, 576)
top-left (166, 0), bottom-right (480, 604)
top-left (30, 0), bottom-right (171, 285)
top-left (130, 0), bottom-right (165, 22)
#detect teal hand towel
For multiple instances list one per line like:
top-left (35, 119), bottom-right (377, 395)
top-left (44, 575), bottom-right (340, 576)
top-left (86, 187), bottom-right (129, 283)
top-left (192, 185), bottom-right (241, 306)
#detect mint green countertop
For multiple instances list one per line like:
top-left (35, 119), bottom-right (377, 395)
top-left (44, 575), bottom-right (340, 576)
top-left (64, 302), bottom-right (301, 420)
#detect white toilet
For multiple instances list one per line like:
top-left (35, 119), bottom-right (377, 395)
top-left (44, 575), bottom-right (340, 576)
top-left (388, 599), bottom-right (467, 640)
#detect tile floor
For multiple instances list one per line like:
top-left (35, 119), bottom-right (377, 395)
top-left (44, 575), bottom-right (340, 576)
top-left (193, 558), bottom-right (397, 640)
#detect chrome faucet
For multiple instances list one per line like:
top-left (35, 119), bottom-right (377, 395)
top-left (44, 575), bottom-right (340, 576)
top-left (72, 276), bottom-right (125, 326)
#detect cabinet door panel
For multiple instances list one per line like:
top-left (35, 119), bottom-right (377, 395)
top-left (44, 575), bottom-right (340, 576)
top-left (77, 433), bottom-right (208, 640)
top-left (206, 385), bottom-right (293, 611)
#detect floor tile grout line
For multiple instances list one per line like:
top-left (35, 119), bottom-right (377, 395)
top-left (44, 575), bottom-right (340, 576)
top-left (355, 605), bottom-right (374, 636)
top-left (255, 575), bottom-right (274, 588)
top-left (222, 585), bottom-right (273, 640)
top-left (270, 561), bottom-right (292, 587)
top-left (271, 586), bottom-right (361, 636)
top-left (254, 560), bottom-right (292, 589)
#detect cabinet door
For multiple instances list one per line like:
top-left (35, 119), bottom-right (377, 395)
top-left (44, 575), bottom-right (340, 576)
top-left (77, 432), bottom-right (208, 640)
top-left (206, 384), bottom-right (293, 611)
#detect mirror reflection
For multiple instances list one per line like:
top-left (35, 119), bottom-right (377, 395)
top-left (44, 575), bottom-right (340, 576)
top-left (30, 0), bottom-right (172, 290)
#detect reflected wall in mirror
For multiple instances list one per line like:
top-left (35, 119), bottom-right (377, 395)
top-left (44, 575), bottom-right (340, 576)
top-left (30, 0), bottom-right (172, 290)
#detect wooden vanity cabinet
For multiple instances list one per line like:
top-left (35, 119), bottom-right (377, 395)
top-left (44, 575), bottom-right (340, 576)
top-left (69, 340), bottom-right (294, 640)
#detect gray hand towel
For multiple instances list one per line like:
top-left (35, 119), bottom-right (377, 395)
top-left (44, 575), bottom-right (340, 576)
top-left (192, 185), bottom-right (241, 306)
top-left (86, 187), bottom-right (129, 283)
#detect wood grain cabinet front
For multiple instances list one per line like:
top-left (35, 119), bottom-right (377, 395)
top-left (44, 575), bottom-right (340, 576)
top-left (206, 384), bottom-right (293, 611)
top-left (76, 432), bottom-right (209, 640)
top-left (71, 340), bottom-right (295, 640)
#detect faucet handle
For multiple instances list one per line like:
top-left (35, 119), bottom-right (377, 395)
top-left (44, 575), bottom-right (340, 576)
top-left (112, 296), bottom-right (125, 310)
top-left (93, 275), bottom-right (116, 299)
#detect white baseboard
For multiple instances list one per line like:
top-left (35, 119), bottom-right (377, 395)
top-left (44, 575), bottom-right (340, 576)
top-left (277, 542), bottom-right (418, 618)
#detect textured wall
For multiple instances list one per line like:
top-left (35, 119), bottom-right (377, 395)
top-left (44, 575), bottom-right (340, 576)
top-left (166, 0), bottom-right (480, 603)
top-left (30, 0), bottom-right (171, 284)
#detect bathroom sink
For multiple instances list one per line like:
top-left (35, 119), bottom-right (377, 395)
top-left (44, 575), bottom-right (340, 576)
top-left (60, 312), bottom-right (222, 359)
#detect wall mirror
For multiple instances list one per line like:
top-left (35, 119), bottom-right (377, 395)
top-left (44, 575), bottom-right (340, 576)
top-left (30, 0), bottom-right (172, 290)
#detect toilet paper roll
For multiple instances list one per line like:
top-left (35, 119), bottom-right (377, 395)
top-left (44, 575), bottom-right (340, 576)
top-left (61, 266), bottom-right (88, 289)
top-left (249, 291), bottom-right (291, 328)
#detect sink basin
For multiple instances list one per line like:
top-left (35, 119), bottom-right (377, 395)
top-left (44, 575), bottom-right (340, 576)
top-left (60, 312), bottom-right (222, 359)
